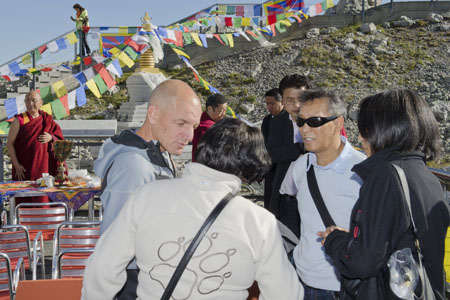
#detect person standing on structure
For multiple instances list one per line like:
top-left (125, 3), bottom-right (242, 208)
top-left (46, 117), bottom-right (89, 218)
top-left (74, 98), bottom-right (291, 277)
top-left (71, 3), bottom-right (91, 57)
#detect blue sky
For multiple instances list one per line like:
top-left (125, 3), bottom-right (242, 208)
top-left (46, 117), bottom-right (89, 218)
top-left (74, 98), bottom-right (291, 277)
top-left (0, 0), bottom-right (280, 64)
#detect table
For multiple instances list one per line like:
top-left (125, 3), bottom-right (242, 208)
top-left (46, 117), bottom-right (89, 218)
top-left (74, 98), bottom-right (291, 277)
top-left (0, 181), bottom-right (100, 224)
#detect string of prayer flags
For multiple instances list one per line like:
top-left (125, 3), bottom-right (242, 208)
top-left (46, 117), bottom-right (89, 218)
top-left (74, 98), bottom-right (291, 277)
top-left (21, 54), bottom-right (32, 65)
top-left (51, 99), bottom-right (68, 120)
top-left (213, 34), bottom-right (225, 45)
top-left (219, 34), bottom-right (229, 46)
top-left (183, 33), bottom-right (193, 45)
top-left (47, 41), bottom-right (59, 53)
top-left (199, 34), bottom-right (208, 48)
top-left (190, 32), bottom-right (203, 47)
top-left (118, 27), bottom-right (128, 34)
top-left (85, 79), bottom-right (101, 98)
top-left (93, 74), bottom-right (108, 95)
top-left (233, 18), bottom-right (242, 28)
top-left (4, 98), bottom-right (18, 119)
top-left (8, 62), bottom-right (20, 75)
top-left (124, 47), bottom-right (139, 61)
top-left (66, 32), bottom-right (78, 44)
top-left (171, 48), bottom-right (190, 59)
top-left (52, 81), bottom-right (67, 98)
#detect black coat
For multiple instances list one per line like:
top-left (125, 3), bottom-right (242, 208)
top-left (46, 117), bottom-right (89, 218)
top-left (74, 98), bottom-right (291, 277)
top-left (265, 110), bottom-right (304, 217)
top-left (324, 148), bottom-right (449, 300)
top-left (261, 113), bottom-right (276, 208)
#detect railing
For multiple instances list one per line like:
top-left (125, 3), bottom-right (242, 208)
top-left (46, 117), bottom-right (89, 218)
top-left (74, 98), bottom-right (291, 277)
top-left (0, 134), bottom-right (113, 182)
top-left (430, 168), bottom-right (450, 204)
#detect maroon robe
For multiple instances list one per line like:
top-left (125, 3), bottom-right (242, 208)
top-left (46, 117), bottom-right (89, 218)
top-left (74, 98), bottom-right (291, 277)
top-left (12, 111), bottom-right (64, 181)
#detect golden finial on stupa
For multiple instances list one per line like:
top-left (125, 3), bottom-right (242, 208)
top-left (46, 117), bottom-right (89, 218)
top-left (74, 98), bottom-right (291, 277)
top-left (136, 12), bottom-right (160, 74)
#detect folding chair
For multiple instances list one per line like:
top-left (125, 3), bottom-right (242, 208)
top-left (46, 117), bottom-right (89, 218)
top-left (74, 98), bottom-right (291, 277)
top-left (0, 225), bottom-right (45, 280)
top-left (0, 252), bottom-right (25, 300)
top-left (51, 221), bottom-right (100, 279)
top-left (14, 202), bottom-right (69, 242)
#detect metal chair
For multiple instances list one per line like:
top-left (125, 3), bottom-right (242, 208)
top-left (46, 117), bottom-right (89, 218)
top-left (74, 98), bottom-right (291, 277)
top-left (14, 202), bottom-right (69, 242)
top-left (0, 225), bottom-right (44, 280)
top-left (52, 221), bottom-right (100, 279)
top-left (0, 252), bottom-right (25, 300)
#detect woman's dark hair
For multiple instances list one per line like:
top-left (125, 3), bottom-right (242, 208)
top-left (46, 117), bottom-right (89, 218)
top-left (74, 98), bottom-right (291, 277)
top-left (278, 74), bottom-right (309, 96)
top-left (357, 89), bottom-right (441, 160)
top-left (264, 88), bottom-right (282, 102)
top-left (195, 118), bottom-right (272, 183)
top-left (73, 3), bottom-right (85, 11)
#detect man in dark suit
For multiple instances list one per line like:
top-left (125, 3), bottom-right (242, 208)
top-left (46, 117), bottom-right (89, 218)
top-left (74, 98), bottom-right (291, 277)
top-left (266, 74), bottom-right (308, 237)
top-left (261, 88), bottom-right (283, 209)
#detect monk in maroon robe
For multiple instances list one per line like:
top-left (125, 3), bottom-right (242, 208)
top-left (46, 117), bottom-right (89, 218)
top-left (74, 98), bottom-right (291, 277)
top-left (7, 91), bottom-right (64, 202)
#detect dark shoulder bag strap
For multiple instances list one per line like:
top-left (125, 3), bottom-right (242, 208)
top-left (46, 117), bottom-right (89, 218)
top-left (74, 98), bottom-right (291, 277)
top-left (160, 192), bottom-right (235, 300)
top-left (306, 155), bottom-right (336, 227)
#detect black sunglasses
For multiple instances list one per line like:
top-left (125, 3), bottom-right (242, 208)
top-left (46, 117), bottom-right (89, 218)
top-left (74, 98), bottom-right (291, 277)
top-left (296, 116), bottom-right (338, 128)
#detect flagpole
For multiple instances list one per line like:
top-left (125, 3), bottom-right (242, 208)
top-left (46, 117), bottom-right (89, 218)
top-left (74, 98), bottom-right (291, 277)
top-left (31, 50), bottom-right (36, 91)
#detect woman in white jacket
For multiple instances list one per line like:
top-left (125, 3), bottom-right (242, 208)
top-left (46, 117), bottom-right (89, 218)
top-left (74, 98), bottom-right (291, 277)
top-left (82, 118), bottom-right (304, 300)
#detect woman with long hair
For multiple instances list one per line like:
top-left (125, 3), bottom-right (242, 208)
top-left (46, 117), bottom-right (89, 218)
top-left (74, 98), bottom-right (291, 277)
top-left (71, 3), bottom-right (91, 57)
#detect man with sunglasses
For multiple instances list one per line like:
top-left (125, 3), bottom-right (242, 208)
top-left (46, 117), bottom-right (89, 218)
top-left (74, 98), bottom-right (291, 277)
top-left (266, 74), bottom-right (308, 237)
top-left (280, 89), bottom-right (365, 299)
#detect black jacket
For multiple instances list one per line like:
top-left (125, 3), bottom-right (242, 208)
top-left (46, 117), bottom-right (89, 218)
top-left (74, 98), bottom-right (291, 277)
top-left (324, 148), bottom-right (449, 300)
top-left (266, 110), bottom-right (304, 217)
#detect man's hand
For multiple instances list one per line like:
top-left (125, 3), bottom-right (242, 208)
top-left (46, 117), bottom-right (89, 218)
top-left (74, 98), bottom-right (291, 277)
top-left (14, 164), bottom-right (26, 180)
top-left (38, 132), bottom-right (52, 144)
top-left (317, 226), bottom-right (348, 246)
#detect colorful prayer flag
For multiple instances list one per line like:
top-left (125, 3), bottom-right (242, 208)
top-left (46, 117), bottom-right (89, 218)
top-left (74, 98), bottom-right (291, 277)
top-left (76, 85), bottom-right (87, 107)
top-left (86, 79), bottom-right (101, 98)
top-left (53, 81), bottom-right (67, 98)
top-left (40, 86), bottom-right (53, 104)
top-left (41, 103), bottom-right (52, 115)
top-left (51, 99), bottom-right (68, 120)
top-left (66, 32), bottom-right (78, 45)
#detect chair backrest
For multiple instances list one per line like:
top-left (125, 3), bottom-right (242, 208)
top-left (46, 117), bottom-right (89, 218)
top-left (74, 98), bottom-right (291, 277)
top-left (0, 253), bottom-right (14, 300)
top-left (0, 226), bottom-right (31, 271)
top-left (15, 203), bottom-right (69, 241)
top-left (55, 249), bottom-right (94, 279)
top-left (52, 221), bottom-right (100, 279)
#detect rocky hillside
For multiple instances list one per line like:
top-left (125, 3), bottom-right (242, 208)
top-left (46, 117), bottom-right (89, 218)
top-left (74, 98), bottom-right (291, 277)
top-left (167, 15), bottom-right (450, 168)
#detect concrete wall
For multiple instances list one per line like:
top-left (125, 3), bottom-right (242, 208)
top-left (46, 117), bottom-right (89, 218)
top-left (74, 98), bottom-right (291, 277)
top-left (161, 1), bottom-right (450, 68)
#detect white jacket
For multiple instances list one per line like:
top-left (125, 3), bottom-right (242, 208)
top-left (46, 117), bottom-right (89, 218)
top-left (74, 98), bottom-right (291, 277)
top-left (82, 163), bottom-right (303, 300)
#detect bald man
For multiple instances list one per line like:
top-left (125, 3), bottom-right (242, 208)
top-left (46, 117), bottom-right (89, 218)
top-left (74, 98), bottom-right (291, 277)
top-left (94, 80), bottom-right (202, 300)
top-left (7, 91), bottom-right (64, 182)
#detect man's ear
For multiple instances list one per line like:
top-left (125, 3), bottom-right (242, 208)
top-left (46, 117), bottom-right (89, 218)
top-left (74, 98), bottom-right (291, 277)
top-left (336, 116), bottom-right (345, 132)
top-left (147, 105), bottom-right (159, 124)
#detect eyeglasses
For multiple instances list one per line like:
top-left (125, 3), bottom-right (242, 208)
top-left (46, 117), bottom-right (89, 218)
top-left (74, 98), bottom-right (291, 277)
top-left (296, 116), bottom-right (338, 128)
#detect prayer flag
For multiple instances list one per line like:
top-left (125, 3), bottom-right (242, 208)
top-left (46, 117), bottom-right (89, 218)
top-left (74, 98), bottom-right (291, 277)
top-left (242, 18), bottom-right (251, 26)
top-left (41, 103), bottom-right (52, 115)
top-left (246, 30), bottom-right (261, 40)
top-left (183, 32), bottom-right (193, 45)
top-left (56, 38), bottom-right (67, 50)
top-left (128, 27), bottom-right (138, 34)
top-left (34, 48), bottom-right (42, 62)
top-left (21, 54), bottom-right (32, 65)
top-left (172, 48), bottom-right (190, 59)
top-left (276, 13), bottom-right (286, 21)
top-left (38, 45), bottom-right (47, 54)
top-left (327, 0), bottom-right (334, 8)
top-left (83, 68), bottom-right (95, 81)
top-left (267, 15), bottom-right (277, 25)
top-left (106, 59), bottom-right (123, 78)
top-left (226, 5), bottom-right (236, 15)
top-left (93, 63), bottom-right (116, 89)
top-left (66, 32), bottom-right (78, 44)
top-left (124, 47), bottom-right (139, 61)
top-left (174, 31), bottom-right (184, 47)
top-left (252, 17), bottom-right (260, 25)
top-left (275, 22), bottom-right (287, 33)
top-left (83, 56), bottom-right (92, 65)
top-left (254, 4), bottom-right (262, 16)
top-left (68, 90), bottom-right (77, 109)
top-left (59, 95), bottom-right (70, 115)
top-left (190, 32), bottom-right (203, 47)
top-left (235, 6), bottom-right (244, 16)
top-left (93, 74), bottom-right (108, 95)
top-left (226, 34), bottom-right (234, 47)
top-left (308, 5), bottom-right (317, 16)
top-left (41, 67), bottom-right (52, 72)
top-left (199, 34), bottom-right (208, 48)
top-left (225, 17), bottom-right (233, 27)
top-left (47, 41), bottom-right (59, 53)
top-left (220, 34), bottom-right (229, 46)
top-left (0, 121), bottom-right (11, 135)
top-left (280, 19), bottom-right (292, 26)
top-left (40, 86), bottom-right (53, 104)
top-left (213, 34), bottom-right (225, 45)
top-left (4, 98), bottom-right (18, 119)
top-left (233, 18), bottom-right (242, 28)
top-left (291, 13), bottom-right (302, 23)
top-left (74, 72), bottom-right (87, 86)
top-left (86, 79), bottom-right (101, 98)
top-left (218, 4), bottom-right (226, 14)
top-left (118, 52), bottom-right (134, 68)
top-left (8, 62), bottom-right (20, 75)
top-left (53, 81), bottom-right (67, 98)
top-left (76, 85), bottom-right (87, 106)
top-left (16, 95), bottom-right (26, 115)
top-left (118, 27), bottom-right (128, 34)
top-left (51, 99), bottom-right (68, 120)
top-left (316, 2), bottom-right (323, 14)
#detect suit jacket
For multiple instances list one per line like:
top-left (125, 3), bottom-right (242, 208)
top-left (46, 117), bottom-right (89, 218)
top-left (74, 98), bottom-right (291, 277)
top-left (265, 110), bottom-right (304, 217)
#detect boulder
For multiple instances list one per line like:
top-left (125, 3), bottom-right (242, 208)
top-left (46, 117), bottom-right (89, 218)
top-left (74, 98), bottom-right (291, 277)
top-left (360, 23), bottom-right (377, 34)
top-left (393, 16), bottom-right (415, 27)
top-left (427, 13), bottom-right (444, 23)
top-left (306, 28), bottom-right (320, 39)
